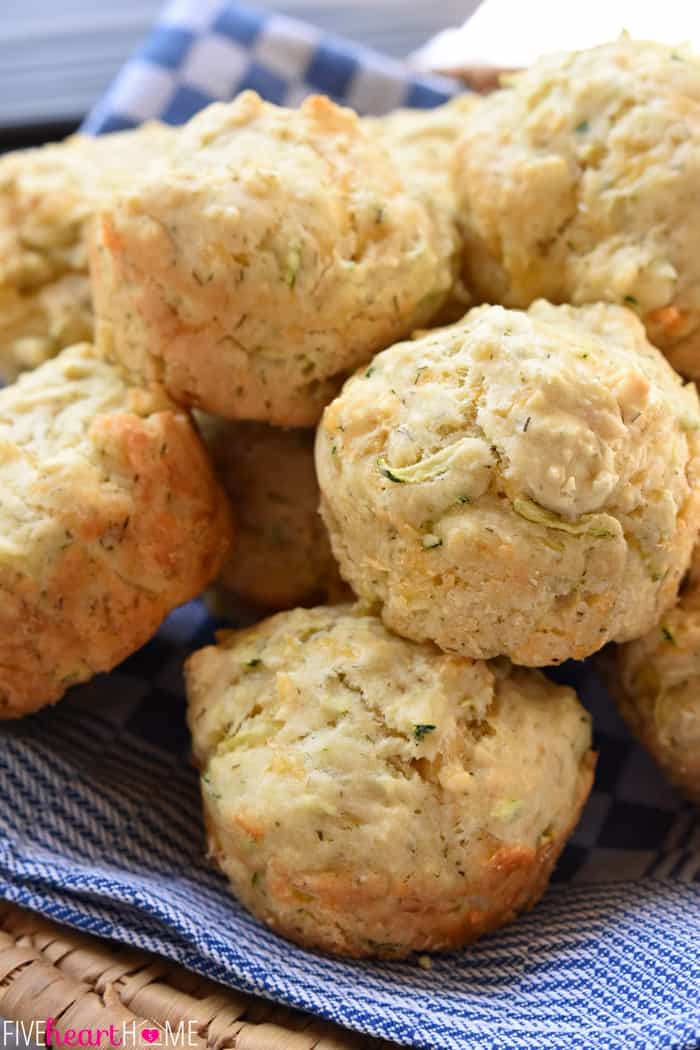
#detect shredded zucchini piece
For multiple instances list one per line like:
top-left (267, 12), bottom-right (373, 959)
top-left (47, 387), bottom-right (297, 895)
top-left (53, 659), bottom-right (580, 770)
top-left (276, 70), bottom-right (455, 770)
top-left (513, 496), bottom-right (618, 538)
top-left (377, 442), bottom-right (469, 485)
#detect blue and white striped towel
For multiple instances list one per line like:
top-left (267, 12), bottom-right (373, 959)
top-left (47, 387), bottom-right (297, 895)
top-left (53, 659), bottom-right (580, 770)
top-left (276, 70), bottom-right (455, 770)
top-left (1, 3), bottom-right (698, 1048)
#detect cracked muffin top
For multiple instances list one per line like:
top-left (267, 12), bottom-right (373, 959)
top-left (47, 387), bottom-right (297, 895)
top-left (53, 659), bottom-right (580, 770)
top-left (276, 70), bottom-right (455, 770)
top-left (0, 122), bottom-right (174, 379)
top-left (90, 91), bottom-right (455, 425)
top-left (0, 342), bottom-right (232, 718)
top-left (455, 38), bottom-right (700, 377)
top-left (186, 604), bottom-right (593, 957)
top-left (316, 301), bottom-right (700, 665)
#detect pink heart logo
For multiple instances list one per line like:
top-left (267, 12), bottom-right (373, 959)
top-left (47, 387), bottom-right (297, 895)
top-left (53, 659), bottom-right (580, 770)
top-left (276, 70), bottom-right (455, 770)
top-left (142, 1030), bottom-right (160, 1044)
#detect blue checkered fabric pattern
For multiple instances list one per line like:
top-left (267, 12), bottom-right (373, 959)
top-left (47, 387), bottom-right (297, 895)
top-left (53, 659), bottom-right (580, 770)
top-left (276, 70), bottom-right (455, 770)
top-left (82, 0), bottom-right (456, 133)
top-left (1, 3), bottom-right (699, 1048)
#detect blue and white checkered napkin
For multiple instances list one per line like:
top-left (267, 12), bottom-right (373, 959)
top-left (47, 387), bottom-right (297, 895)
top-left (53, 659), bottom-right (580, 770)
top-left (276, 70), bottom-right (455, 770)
top-left (1, 3), bottom-right (699, 1048)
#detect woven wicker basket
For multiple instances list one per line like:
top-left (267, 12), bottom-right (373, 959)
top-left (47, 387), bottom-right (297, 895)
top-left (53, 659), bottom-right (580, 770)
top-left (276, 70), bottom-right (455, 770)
top-left (0, 903), bottom-right (389, 1049)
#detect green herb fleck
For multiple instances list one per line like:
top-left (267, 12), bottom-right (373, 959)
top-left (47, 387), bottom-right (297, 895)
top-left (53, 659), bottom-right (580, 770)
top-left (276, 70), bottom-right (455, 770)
top-left (413, 724), bottom-right (436, 741)
top-left (417, 289), bottom-right (443, 312)
top-left (660, 625), bottom-right (677, 645)
top-left (201, 773), bottom-right (222, 801)
top-left (365, 365), bottom-right (375, 378)
top-left (624, 295), bottom-right (639, 306)
top-left (523, 416), bottom-right (531, 432)
top-left (492, 798), bottom-right (523, 820)
top-left (285, 245), bottom-right (301, 288)
top-left (246, 658), bottom-right (262, 668)
top-left (575, 120), bottom-right (590, 133)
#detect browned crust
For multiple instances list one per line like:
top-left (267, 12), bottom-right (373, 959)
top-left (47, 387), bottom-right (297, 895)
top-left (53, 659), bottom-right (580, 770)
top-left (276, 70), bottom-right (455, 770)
top-left (0, 409), bottom-right (233, 719)
top-left (434, 66), bottom-right (520, 93)
top-left (645, 306), bottom-right (700, 381)
top-left (204, 750), bottom-right (596, 959)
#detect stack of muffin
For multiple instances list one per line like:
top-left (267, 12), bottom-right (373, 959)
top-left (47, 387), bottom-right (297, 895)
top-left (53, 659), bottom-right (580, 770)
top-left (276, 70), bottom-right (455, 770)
top-left (0, 37), bottom-right (698, 959)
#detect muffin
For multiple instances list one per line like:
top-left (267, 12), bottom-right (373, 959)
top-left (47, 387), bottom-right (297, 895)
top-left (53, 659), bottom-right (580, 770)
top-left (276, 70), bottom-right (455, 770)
top-left (90, 91), bottom-right (456, 425)
top-left (316, 301), bottom-right (700, 665)
top-left (186, 605), bottom-right (594, 958)
top-left (196, 415), bottom-right (348, 613)
top-left (454, 38), bottom-right (700, 378)
top-left (603, 545), bottom-right (700, 803)
top-left (0, 122), bottom-right (174, 380)
top-left (0, 343), bottom-right (232, 718)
